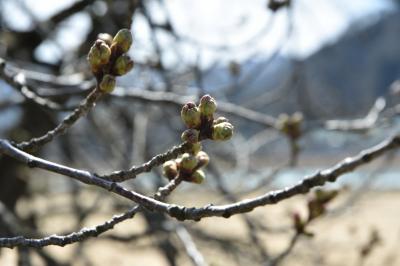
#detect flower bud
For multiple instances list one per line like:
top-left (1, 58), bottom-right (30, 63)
top-left (99, 75), bottom-right (116, 93)
top-left (163, 160), bottom-right (178, 180)
top-left (212, 121), bottom-right (234, 141)
top-left (307, 199), bottom-right (325, 221)
top-left (213, 116), bottom-right (229, 125)
top-left (315, 189), bottom-right (338, 205)
top-left (196, 151), bottom-right (209, 168)
top-left (291, 112), bottom-right (303, 124)
top-left (276, 113), bottom-right (290, 133)
top-left (113, 55), bottom-right (134, 76)
top-left (199, 94), bottom-right (217, 117)
top-left (180, 153), bottom-right (198, 172)
top-left (187, 142), bottom-right (202, 155)
top-left (112, 29), bottom-right (133, 53)
top-left (181, 129), bottom-right (199, 144)
top-left (181, 102), bottom-right (201, 129)
top-left (189, 170), bottom-right (206, 184)
top-left (98, 33), bottom-right (113, 46)
top-left (87, 40), bottom-right (111, 71)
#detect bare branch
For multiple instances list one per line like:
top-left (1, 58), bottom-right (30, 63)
top-left (0, 176), bottom-right (182, 248)
top-left (112, 87), bottom-right (277, 128)
top-left (0, 58), bottom-right (67, 111)
top-left (1, 133), bottom-right (399, 222)
top-left (100, 143), bottom-right (190, 182)
top-left (15, 88), bottom-right (103, 152)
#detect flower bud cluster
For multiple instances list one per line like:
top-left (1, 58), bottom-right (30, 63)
top-left (162, 150), bottom-right (209, 184)
top-left (276, 112), bottom-right (303, 140)
top-left (181, 95), bottom-right (234, 141)
top-left (162, 95), bottom-right (234, 185)
top-left (87, 29), bottom-right (134, 93)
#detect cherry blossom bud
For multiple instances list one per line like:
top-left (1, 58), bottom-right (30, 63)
top-left (181, 129), bottom-right (199, 144)
top-left (113, 55), bottom-right (134, 76)
top-left (190, 169), bottom-right (206, 184)
top-left (112, 28), bottom-right (133, 53)
top-left (181, 102), bottom-right (201, 129)
top-left (163, 160), bottom-right (178, 180)
top-left (212, 122), bottom-right (234, 141)
top-left (99, 74), bottom-right (116, 93)
top-left (87, 40), bottom-right (111, 71)
top-left (180, 153), bottom-right (198, 172)
top-left (196, 151), bottom-right (209, 168)
top-left (213, 116), bottom-right (229, 125)
top-left (199, 94), bottom-right (217, 117)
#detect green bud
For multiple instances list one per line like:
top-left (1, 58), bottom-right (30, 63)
top-left (98, 33), bottom-right (113, 46)
top-left (181, 102), bottom-right (201, 129)
top-left (307, 199), bottom-right (325, 221)
top-left (212, 121), bottom-right (234, 141)
top-left (181, 129), bottom-right (199, 144)
top-left (180, 153), bottom-right (198, 172)
top-left (112, 29), bottom-right (133, 53)
top-left (163, 160), bottom-right (178, 180)
top-left (315, 189), bottom-right (338, 205)
top-left (99, 75), bottom-right (116, 93)
top-left (199, 94), bottom-right (217, 117)
top-left (213, 116), bottom-right (229, 125)
top-left (276, 113), bottom-right (290, 132)
top-left (187, 142), bottom-right (202, 155)
top-left (189, 170), bottom-right (206, 184)
top-left (87, 40), bottom-right (111, 71)
top-left (196, 151), bottom-right (209, 168)
top-left (113, 55), bottom-right (134, 76)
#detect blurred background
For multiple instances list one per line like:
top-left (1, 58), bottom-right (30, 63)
top-left (0, 0), bottom-right (400, 265)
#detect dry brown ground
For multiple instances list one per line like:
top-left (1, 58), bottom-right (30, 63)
top-left (1, 190), bottom-right (399, 266)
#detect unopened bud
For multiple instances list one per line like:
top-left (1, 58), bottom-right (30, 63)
top-left (98, 33), bottom-right (113, 46)
top-left (113, 55), bottom-right (134, 76)
top-left (213, 116), bottom-right (229, 125)
top-left (87, 40), bottom-right (111, 71)
top-left (291, 112), bottom-right (303, 124)
top-left (181, 129), bottom-right (199, 144)
top-left (199, 94), bottom-right (217, 117)
top-left (307, 199), bottom-right (325, 221)
top-left (276, 113), bottom-right (290, 133)
top-left (99, 75), bottom-right (116, 93)
top-left (163, 160), bottom-right (178, 180)
top-left (180, 153), bottom-right (198, 172)
top-left (189, 170), bottom-right (206, 184)
top-left (181, 102), bottom-right (201, 129)
top-left (212, 122), bottom-right (234, 141)
top-left (196, 151), bottom-right (209, 168)
top-left (112, 29), bottom-right (133, 53)
top-left (315, 189), bottom-right (338, 205)
top-left (187, 142), bottom-right (202, 155)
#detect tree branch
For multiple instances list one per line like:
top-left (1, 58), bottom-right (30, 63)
top-left (0, 176), bottom-right (182, 248)
top-left (15, 88), bottom-right (103, 152)
top-left (0, 134), bottom-right (399, 222)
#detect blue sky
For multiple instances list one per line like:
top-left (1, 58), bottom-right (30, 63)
top-left (0, 0), bottom-right (397, 66)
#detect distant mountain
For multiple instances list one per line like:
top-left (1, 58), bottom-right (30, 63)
top-left (203, 8), bottom-right (400, 120)
top-left (302, 8), bottom-right (400, 118)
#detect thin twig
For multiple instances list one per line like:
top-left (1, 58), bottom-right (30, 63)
top-left (0, 176), bottom-right (182, 248)
top-left (15, 88), bottom-right (103, 152)
top-left (111, 88), bottom-right (277, 128)
top-left (0, 58), bottom-right (67, 111)
top-left (1, 133), bottom-right (399, 222)
top-left (100, 143), bottom-right (189, 182)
